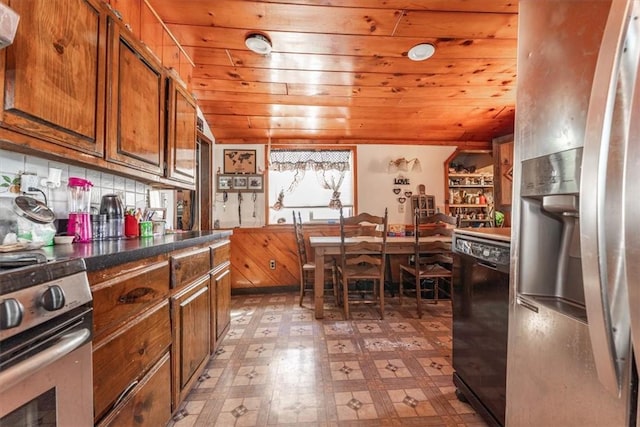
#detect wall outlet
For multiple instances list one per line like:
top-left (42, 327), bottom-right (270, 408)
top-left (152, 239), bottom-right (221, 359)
top-left (269, 259), bottom-right (276, 270)
top-left (20, 173), bottom-right (40, 193)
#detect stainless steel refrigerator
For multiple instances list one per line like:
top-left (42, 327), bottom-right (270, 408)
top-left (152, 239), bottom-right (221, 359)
top-left (508, 0), bottom-right (639, 425)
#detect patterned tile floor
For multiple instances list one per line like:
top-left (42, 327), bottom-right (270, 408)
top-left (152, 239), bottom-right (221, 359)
top-left (168, 293), bottom-right (489, 427)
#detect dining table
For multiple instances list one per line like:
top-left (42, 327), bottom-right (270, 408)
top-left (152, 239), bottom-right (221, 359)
top-left (309, 235), bottom-right (453, 319)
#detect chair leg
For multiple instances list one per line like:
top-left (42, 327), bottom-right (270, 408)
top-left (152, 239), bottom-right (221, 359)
top-left (434, 279), bottom-right (439, 305)
top-left (416, 276), bottom-right (422, 318)
top-left (342, 277), bottom-right (350, 320)
top-left (299, 273), bottom-right (305, 307)
top-left (379, 279), bottom-right (385, 320)
top-left (331, 267), bottom-right (338, 303)
top-left (399, 269), bottom-right (404, 305)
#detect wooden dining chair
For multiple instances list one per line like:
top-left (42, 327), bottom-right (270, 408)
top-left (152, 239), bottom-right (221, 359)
top-left (292, 211), bottom-right (336, 307)
top-left (337, 208), bottom-right (388, 319)
top-left (399, 209), bottom-right (455, 317)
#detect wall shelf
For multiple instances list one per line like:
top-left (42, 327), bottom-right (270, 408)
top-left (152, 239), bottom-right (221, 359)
top-left (445, 150), bottom-right (495, 227)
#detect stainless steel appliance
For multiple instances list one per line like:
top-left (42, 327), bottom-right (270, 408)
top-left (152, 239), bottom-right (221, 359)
top-left (0, 258), bottom-right (93, 425)
top-left (508, 0), bottom-right (639, 425)
top-left (452, 230), bottom-right (510, 427)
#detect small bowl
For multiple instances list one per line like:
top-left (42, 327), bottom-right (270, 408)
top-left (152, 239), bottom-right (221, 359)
top-left (54, 235), bottom-right (75, 245)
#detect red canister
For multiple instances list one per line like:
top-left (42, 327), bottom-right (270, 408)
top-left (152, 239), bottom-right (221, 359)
top-left (124, 213), bottom-right (139, 237)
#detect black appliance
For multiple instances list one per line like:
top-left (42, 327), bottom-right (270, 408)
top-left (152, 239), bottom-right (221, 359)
top-left (451, 230), bottom-right (510, 427)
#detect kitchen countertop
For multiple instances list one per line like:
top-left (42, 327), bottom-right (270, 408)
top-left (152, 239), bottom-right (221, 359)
top-left (454, 227), bottom-right (512, 243)
top-left (1, 230), bottom-right (233, 276)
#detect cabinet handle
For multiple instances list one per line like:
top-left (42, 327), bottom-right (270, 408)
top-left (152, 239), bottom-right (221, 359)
top-left (112, 379), bottom-right (139, 409)
top-left (118, 287), bottom-right (155, 304)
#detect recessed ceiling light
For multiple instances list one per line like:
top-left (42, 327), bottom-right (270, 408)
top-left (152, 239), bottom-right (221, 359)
top-left (408, 43), bottom-right (435, 61)
top-left (245, 33), bottom-right (272, 55)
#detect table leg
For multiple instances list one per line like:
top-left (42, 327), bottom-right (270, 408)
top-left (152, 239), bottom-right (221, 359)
top-left (314, 247), bottom-right (325, 319)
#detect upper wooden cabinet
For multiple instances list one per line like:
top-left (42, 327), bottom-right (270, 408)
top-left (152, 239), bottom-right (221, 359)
top-left (105, 16), bottom-right (165, 175)
top-left (166, 79), bottom-right (197, 184)
top-left (492, 134), bottom-right (514, 227)
top-left (0, 0), bottom-right (106, 156)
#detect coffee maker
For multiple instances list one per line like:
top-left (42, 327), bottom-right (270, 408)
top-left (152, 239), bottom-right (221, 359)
top-left (67, 177), bottom-right (93, 242)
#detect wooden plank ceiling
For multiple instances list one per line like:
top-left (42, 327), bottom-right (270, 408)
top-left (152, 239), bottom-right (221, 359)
top-left (147, 0), bottom-right (517, 146)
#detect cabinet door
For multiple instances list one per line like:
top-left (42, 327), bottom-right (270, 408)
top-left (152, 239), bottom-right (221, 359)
top-left (166, 78), bottom-right (197, 184)
top-left (93, 300), bottom-right (171, 422)
top-left (105, 17), bottom-right (165, 175)
top-left (97, 352), bottom-right (171, 427)
top-left (493, 135), bottom-right (514, 226)
top-left (0, 0), bottom-right (106, 156)
top-left (171, 275), bottom-right (210, 407)
top-left (215, 268), bottom-right (231, 341)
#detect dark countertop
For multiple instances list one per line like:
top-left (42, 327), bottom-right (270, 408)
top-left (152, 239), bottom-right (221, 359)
top-left (1, 230), bottom-right (233, 277)
top-left (454, 227), bottom-right (512, 243)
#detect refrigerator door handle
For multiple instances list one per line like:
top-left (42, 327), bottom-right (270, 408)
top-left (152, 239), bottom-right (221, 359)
top-left (581, 0), bottom-right (635, 397)
top-left (624, 1), bottom-right (640, 380)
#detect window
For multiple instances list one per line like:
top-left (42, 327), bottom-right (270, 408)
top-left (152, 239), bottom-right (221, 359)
top-left (268, 149), bottom-right (354, 224)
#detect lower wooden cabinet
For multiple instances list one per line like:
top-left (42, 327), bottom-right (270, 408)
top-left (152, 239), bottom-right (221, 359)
top-left (93, 300), bottom-right (171, 422)
top-left (97, 352), bottom-right (172, 427)
top-left (215, 268), bottom-right (231, 342)
top-left (171, 274), bottom-right (211, 409)
top-left (90, 237), bottom-right (232, 424)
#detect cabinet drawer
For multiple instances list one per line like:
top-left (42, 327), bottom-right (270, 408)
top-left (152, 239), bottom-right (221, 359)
top-left (210, 240), bottom-right (231, 269)
top-left (92, 261), bottom-right (170, 339)
top-left (93, 300), bottom-right (171, 421)
top-left (97, 352), bottom-right (172, 427)
top-left (171, 247), bottom-right (211, 288)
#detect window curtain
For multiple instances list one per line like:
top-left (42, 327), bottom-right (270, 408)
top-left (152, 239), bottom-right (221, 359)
top-left (269, 150), bottom-right (351, 209)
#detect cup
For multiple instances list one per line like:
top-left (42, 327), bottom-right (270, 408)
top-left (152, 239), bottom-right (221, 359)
top-left (152, 220), bottom-right (165, 236)
top-left (139, 221), bottom-right (153, 237)
top-left (125, 214), bottom-right (139, 237)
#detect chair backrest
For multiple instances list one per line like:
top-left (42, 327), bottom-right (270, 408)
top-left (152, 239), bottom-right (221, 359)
top-left (340, 211), bottom-right (388, 239)
top-left (421, 212), bottom-right (459, 227)
top-left (293, 211), bottom-right (308, 265)
top-left (339, 208), bottom-right (389, 270)
top-left (412, 208), bottom-right (452, 266)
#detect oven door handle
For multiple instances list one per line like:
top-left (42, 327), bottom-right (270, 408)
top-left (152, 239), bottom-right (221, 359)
top-left (0, 328), bottom-right (90, 394)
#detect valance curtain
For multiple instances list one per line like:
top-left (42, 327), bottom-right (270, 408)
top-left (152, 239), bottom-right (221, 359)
top-left (269, 150), bottom-right (351, 209)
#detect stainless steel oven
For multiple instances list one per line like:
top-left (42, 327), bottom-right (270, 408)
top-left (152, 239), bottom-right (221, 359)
top-left (0, 257), bottom-right (93, 426)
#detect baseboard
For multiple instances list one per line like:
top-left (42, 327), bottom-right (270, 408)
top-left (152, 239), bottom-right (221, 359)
top-left (232, 285), bottom-right (298, 295)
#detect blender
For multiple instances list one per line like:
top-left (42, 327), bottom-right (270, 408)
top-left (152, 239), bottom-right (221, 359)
top-left (67, 177), bottom-right (93, 242)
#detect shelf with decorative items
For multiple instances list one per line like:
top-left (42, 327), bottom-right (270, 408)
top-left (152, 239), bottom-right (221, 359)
top-left (445, 149), bottom-right (495, 227)
top-left (448, 179), bottom-right (494, 226)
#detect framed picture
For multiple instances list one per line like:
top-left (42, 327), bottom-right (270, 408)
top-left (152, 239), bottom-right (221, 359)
top-left (233, 176), bottom-right (248, 189)
top-left (217, 175), bottom-right (233, 190)
top-left (248, 175), bottom-right (263, 191)
top-left (223, 149), bottom-right (256, 174)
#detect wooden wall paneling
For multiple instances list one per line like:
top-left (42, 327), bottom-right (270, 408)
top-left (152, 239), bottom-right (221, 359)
top-left (140, 1), bottom-right (164, 63)
top-left (179, 50), bottom-right (194, 88)
top-left (230, 225), bottom-right (343, 290)
top-left (110, 0), bottom-right (142, 39)
top-left (162, 30), bottom-right (180, 75)
top-left (230, 228), bottom-right (298, 289)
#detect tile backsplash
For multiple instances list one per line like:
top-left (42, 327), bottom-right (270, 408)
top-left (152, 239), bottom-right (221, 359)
top-left (0, 149), bottom-right (150, 219)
